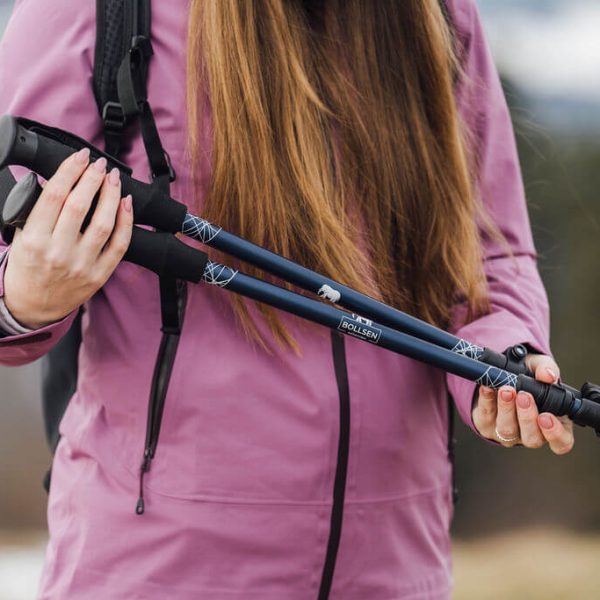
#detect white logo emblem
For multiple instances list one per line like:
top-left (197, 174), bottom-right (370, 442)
top-left (353, 315), bottom-right (372, 326)
top-left (318, 284), bottom-right (341, 303)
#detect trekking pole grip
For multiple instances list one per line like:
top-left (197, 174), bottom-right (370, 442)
top-left (126, 228), bottom-right (207, 282)
top-left (1, 172), bottom-right (207, 283)
top-left (516, 375), bottom-right (600, 432)
top-left (0, 115), bottom-right (187, 232)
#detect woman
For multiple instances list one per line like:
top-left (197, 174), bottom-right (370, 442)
top-left (0, 0), bottom-right (574, 598)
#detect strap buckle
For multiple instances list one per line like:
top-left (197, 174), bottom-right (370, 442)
top-left (102, 101), bottom-right (126, 133)
top-left (150, 149), bottom-right (176, 183)
top-left (130, 35), bottom-right (153, 61)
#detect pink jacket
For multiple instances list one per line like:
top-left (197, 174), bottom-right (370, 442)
top-left (0, 1), bottom-right (551, 598)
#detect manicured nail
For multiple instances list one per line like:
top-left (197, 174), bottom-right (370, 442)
top-left (75, 147), bottom-right (90, 164)
top-left (93, 157), bottom-right (107, 173)
top-left (123, 195), bottom-right (132, 213)
top-left (108, 167), bottom-right (120, 186)
top-left (500, 388), bottom-right (514, 402)
top-left (546, 367), bottom-right (558, 382)
top-left (539, 414), bottom-right (553, 429)
top-left (516, 392), bottom-right (531, 409)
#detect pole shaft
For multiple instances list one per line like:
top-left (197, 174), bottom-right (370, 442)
top-left (182, 214), bottom-right (482, 358)
top-left (201, 260), bottom-right (514, 389)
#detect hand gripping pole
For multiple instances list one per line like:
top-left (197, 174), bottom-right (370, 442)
top-left (0, 172), bottom-right (207, 283)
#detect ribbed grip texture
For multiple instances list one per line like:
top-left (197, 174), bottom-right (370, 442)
top-left (93, 0), bottom-right (126, 115)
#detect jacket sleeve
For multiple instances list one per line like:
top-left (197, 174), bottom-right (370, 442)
top-left (444, 0), bottom-right (552, 431)
top-left (0, 0), bottom-right (101, 366)
top-left (0, 249), bottom-right (35, 335)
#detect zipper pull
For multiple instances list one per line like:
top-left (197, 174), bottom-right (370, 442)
top-left (135, 449), bottom-right (153, 515)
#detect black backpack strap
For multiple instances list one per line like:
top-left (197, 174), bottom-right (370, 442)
top-left (94, 0), bottom-right (175, 190)
top-left (39, 1), bottom-right (183, 500)
top-left (94, 0), bottom-right (183, 513)
top-left (93, 0), bottom-right (129, 157)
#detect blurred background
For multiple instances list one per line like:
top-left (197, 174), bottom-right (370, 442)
top-left (0, 0), bottom-right (599, 598)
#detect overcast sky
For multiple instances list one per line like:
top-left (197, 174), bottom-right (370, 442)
top-left (479, 0), bottom-right (600, 102)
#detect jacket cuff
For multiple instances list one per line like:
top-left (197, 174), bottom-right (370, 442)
top-left (0, 247), bottom-right (37, 334)
top-left (447, 311), bottom-right (551, 438)
top-left (0, 246), bottom-right (78, 364)
top-left (0, 295), bottom-right (35, 335)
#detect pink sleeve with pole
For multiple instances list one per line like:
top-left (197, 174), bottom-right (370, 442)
top-left (445, 0), bottom-right (552, 431)
top-left (0, 0), bottom-right (100, 365)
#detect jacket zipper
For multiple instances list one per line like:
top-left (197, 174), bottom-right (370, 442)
top-left (318, 332), bottom-right (351, 599)
top-left (136, 281), bottom-right (188, 514)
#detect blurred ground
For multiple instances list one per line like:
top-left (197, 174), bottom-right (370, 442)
top-left (0, 532), bottom-right (45, 600)
top-left (453, 530), bottom-right (600, 599)
top-left (1, 529), bottom-right (599, 600)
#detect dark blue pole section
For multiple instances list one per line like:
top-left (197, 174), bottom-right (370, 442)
top-left (183, 214), bottom-right (483, 359)
top-left (202, 260), bottom-right (600, 430)
top-left (200, 260), bottom-right (515, 389)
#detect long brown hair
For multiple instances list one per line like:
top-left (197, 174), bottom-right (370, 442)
top-left (186, 0), bottom-right (489, 349)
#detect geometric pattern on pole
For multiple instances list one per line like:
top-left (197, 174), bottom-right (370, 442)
top-left (182, 214), bottom-right (222, 244)
top-left (451, 338), bottom-right (484, 359)
top-left (475, 367), bottom-right (518, 390)
top-left (202, 260), bottom-right (238, 288)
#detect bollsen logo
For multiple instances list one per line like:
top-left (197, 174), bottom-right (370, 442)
top-left (337, 314), bottom-right (382, 344)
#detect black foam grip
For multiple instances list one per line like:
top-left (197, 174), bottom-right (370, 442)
top-left (516, 375), bottom-right (600, 432)
top-left (124, 228), bottom-right (207, 283)
top-left (0, 116), bottom-right (186, 233)
top-left (516, 375), bottom-right (576, 418)
top-left (32, 134), bottom-right (186, 232)
top-left (2, 172), bottom-right (41, 228)
top-left (0, 160), bottom-right (206, 283)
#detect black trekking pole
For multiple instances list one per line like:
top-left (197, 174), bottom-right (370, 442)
top-left (2, 114), bottom-right (600, 436)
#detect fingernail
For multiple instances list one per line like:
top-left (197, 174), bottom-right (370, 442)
top-left (546, 367), bottom-right (558, 382)
top-left (108, 167), bottom-right (120, 186)
top-left (516, 392), bottom-right (531, 409)
top-left (75, 147), bottom-right (90, 164)
top-left (123, 194), bottom-right (132, 213)
top-left (500, 388), bottom-right (514, 402)
top-left (480, 386), bottom-right (494, 397)
top-left (93, 157), bottom-right (107, 173)
top-left (539, 414), bottom-right (553, 429)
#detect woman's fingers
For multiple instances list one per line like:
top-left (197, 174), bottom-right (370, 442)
top-left (23, 147), bottom-right (91, 237)
top-left (472, 385), bottom-right (497, 435)
top-left (95, 195), bottom-right (133, 283)
top-left (515, 391), bottom-right (545, 448)
top-left (538, 413), bottom-right (575, 455)
top-left (52, 157), bottom-right (108, 248)
top-left (471, 353), bottom-right (575, 455)
top-left (80, 167), bottom-right (122, 258)
top-left (494, 386), bottom-right (520, 446)
top-left (526, 354), bottom-right (560, 384)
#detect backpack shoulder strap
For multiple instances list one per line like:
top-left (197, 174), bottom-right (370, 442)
top-left (93, 0), bottom-right (173, 190)
top-left (94, 0), bottom-right (133, 158)
top-left (93, 0), bottom-right (183, 514)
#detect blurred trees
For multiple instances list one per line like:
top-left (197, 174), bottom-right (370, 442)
top-left (453, 77), bottom-right (600, 537)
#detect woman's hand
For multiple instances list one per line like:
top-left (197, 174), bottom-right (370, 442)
top-left (3, 148), bottom-right (133, 329)
top-left (472, 353), bottom-right (575, 455)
